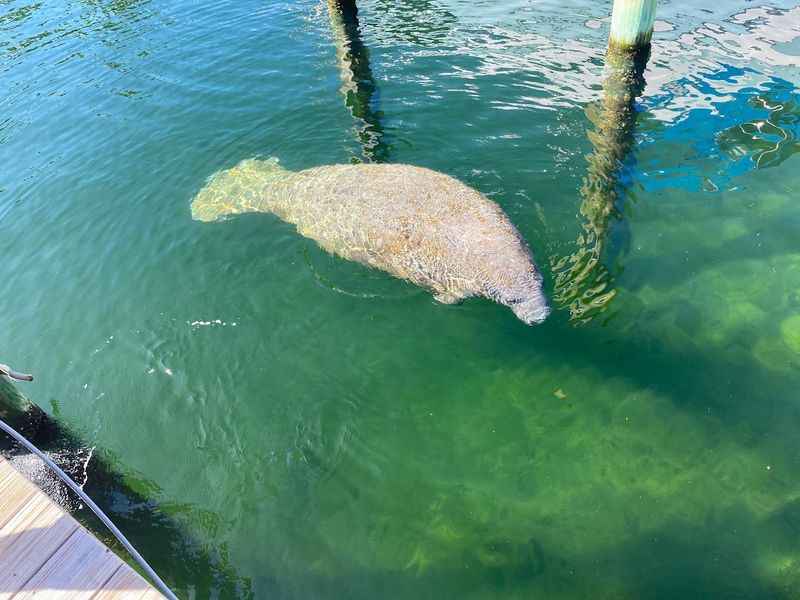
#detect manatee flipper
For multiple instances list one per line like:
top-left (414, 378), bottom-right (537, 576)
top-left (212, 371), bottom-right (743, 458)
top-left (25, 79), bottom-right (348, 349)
top-left (191, 157), bottom-right (290, 222)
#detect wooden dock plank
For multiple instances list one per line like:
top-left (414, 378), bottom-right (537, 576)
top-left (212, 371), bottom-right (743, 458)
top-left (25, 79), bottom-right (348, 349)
top-left (0, 457), bottom-right (163, 599)
top-left (92, 569), bottom-right (155, 600)
top-left (14, 529), bottom-right (123, 600)
top-left (0, 469), bottom-right (36, 529)
top-left (0, 494), bottom-right (79, 593)
top-left (0, 457), bottom-right (14, 482)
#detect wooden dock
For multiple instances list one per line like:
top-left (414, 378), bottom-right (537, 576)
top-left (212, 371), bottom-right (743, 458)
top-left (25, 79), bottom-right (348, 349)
top-left (0, 457), bottom-right (164, 599)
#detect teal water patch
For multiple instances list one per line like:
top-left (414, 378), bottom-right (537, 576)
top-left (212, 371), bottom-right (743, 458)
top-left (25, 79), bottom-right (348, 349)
top-left (1, 0), bottom-right (799, 598)
top-left (639, 75), bottom-right (800, 193)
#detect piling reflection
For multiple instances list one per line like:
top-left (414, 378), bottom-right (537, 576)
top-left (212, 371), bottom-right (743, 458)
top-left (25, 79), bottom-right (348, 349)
top-left (326, 0), bottom-right (388, 163)
top-left (553, 45), bottom-right (650, 323)
top-left (717, 91), bottom-right (800, 170)
top-left (0, 377), bottom-right (251, 597)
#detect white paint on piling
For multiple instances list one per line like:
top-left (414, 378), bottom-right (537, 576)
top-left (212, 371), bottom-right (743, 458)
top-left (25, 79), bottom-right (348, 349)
top-left (609, 0), bottom-right (657, 49)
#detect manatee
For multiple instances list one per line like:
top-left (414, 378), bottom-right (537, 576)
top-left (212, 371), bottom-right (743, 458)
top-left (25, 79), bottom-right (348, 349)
top-left (191, 158), bottom-right (550, 324)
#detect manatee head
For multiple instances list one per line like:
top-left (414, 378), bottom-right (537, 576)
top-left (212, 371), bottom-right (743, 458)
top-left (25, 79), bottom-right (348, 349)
top-left (477, 229), bottom-right (550, 325)
top-left (501, 278), bottom-right (550, 325)
top-left (483, 261), bottom-right (550, 325)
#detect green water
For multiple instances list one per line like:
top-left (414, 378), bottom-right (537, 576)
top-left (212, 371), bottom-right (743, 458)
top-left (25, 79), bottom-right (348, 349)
top-left (2, 0), bottom-right (800, 597)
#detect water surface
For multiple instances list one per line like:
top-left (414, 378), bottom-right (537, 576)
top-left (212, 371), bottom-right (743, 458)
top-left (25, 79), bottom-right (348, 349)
top-left (2, 0), bottom-right (800, 597)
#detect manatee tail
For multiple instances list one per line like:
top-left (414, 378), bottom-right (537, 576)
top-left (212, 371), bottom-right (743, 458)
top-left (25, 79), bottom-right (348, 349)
top-left (191, 157), bottom-right (291, 222)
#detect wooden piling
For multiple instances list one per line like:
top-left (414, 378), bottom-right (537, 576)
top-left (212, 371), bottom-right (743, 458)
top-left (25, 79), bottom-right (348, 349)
top-left (328, 0), bottom-right (357, 13)
top-left (552, 0), bottom-right (659, 319)
top-left (326, 0), bottom-right (387, 162)
top-left (609, 0), bottom-right (657, 50)
top-left (553, 44), bottom-right (651, 321)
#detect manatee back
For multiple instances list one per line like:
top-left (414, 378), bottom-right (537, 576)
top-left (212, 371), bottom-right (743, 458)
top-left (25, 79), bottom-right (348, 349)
top-left (287, 163), bottom-right (516, 237)
top-left (285, 163), bottom-right (529, 295)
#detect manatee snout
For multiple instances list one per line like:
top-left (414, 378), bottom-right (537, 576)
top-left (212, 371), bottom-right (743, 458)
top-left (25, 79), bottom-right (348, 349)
top-left (497, 278), bottom-right (550, 325)
top-left (508, 294), bottom-right (550, 325)
top-left (512, 298), bottom-right (550, 325)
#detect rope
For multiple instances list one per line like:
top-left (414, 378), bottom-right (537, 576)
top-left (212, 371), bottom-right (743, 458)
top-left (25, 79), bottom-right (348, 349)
top-left (0, 363), bottom-right (33, 382)
top-left (0, 416), bottom-right (179, 600)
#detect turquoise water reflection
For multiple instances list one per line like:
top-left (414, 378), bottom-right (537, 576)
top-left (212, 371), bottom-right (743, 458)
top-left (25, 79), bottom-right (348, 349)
top-left (1, 0), bottom-right (800, 598)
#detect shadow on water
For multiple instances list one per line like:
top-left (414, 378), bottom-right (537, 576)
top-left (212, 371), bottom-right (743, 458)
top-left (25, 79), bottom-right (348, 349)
top-left (239, 296), bottom-right (800, 598)
top-left (621, 212), bottom-right (798, 295)
top-left (241, 509), bottom-right (792, 599)
top-left (565, 511), bottom-right (794, 599)
top-left (552, 45), bottom-right (651, 324)
top-left (501, 315), bottom-right (800, 463)
top-left (0, 377), bottom-right (252, 598)
top-left (326, 0), bottom-right (389, 163)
